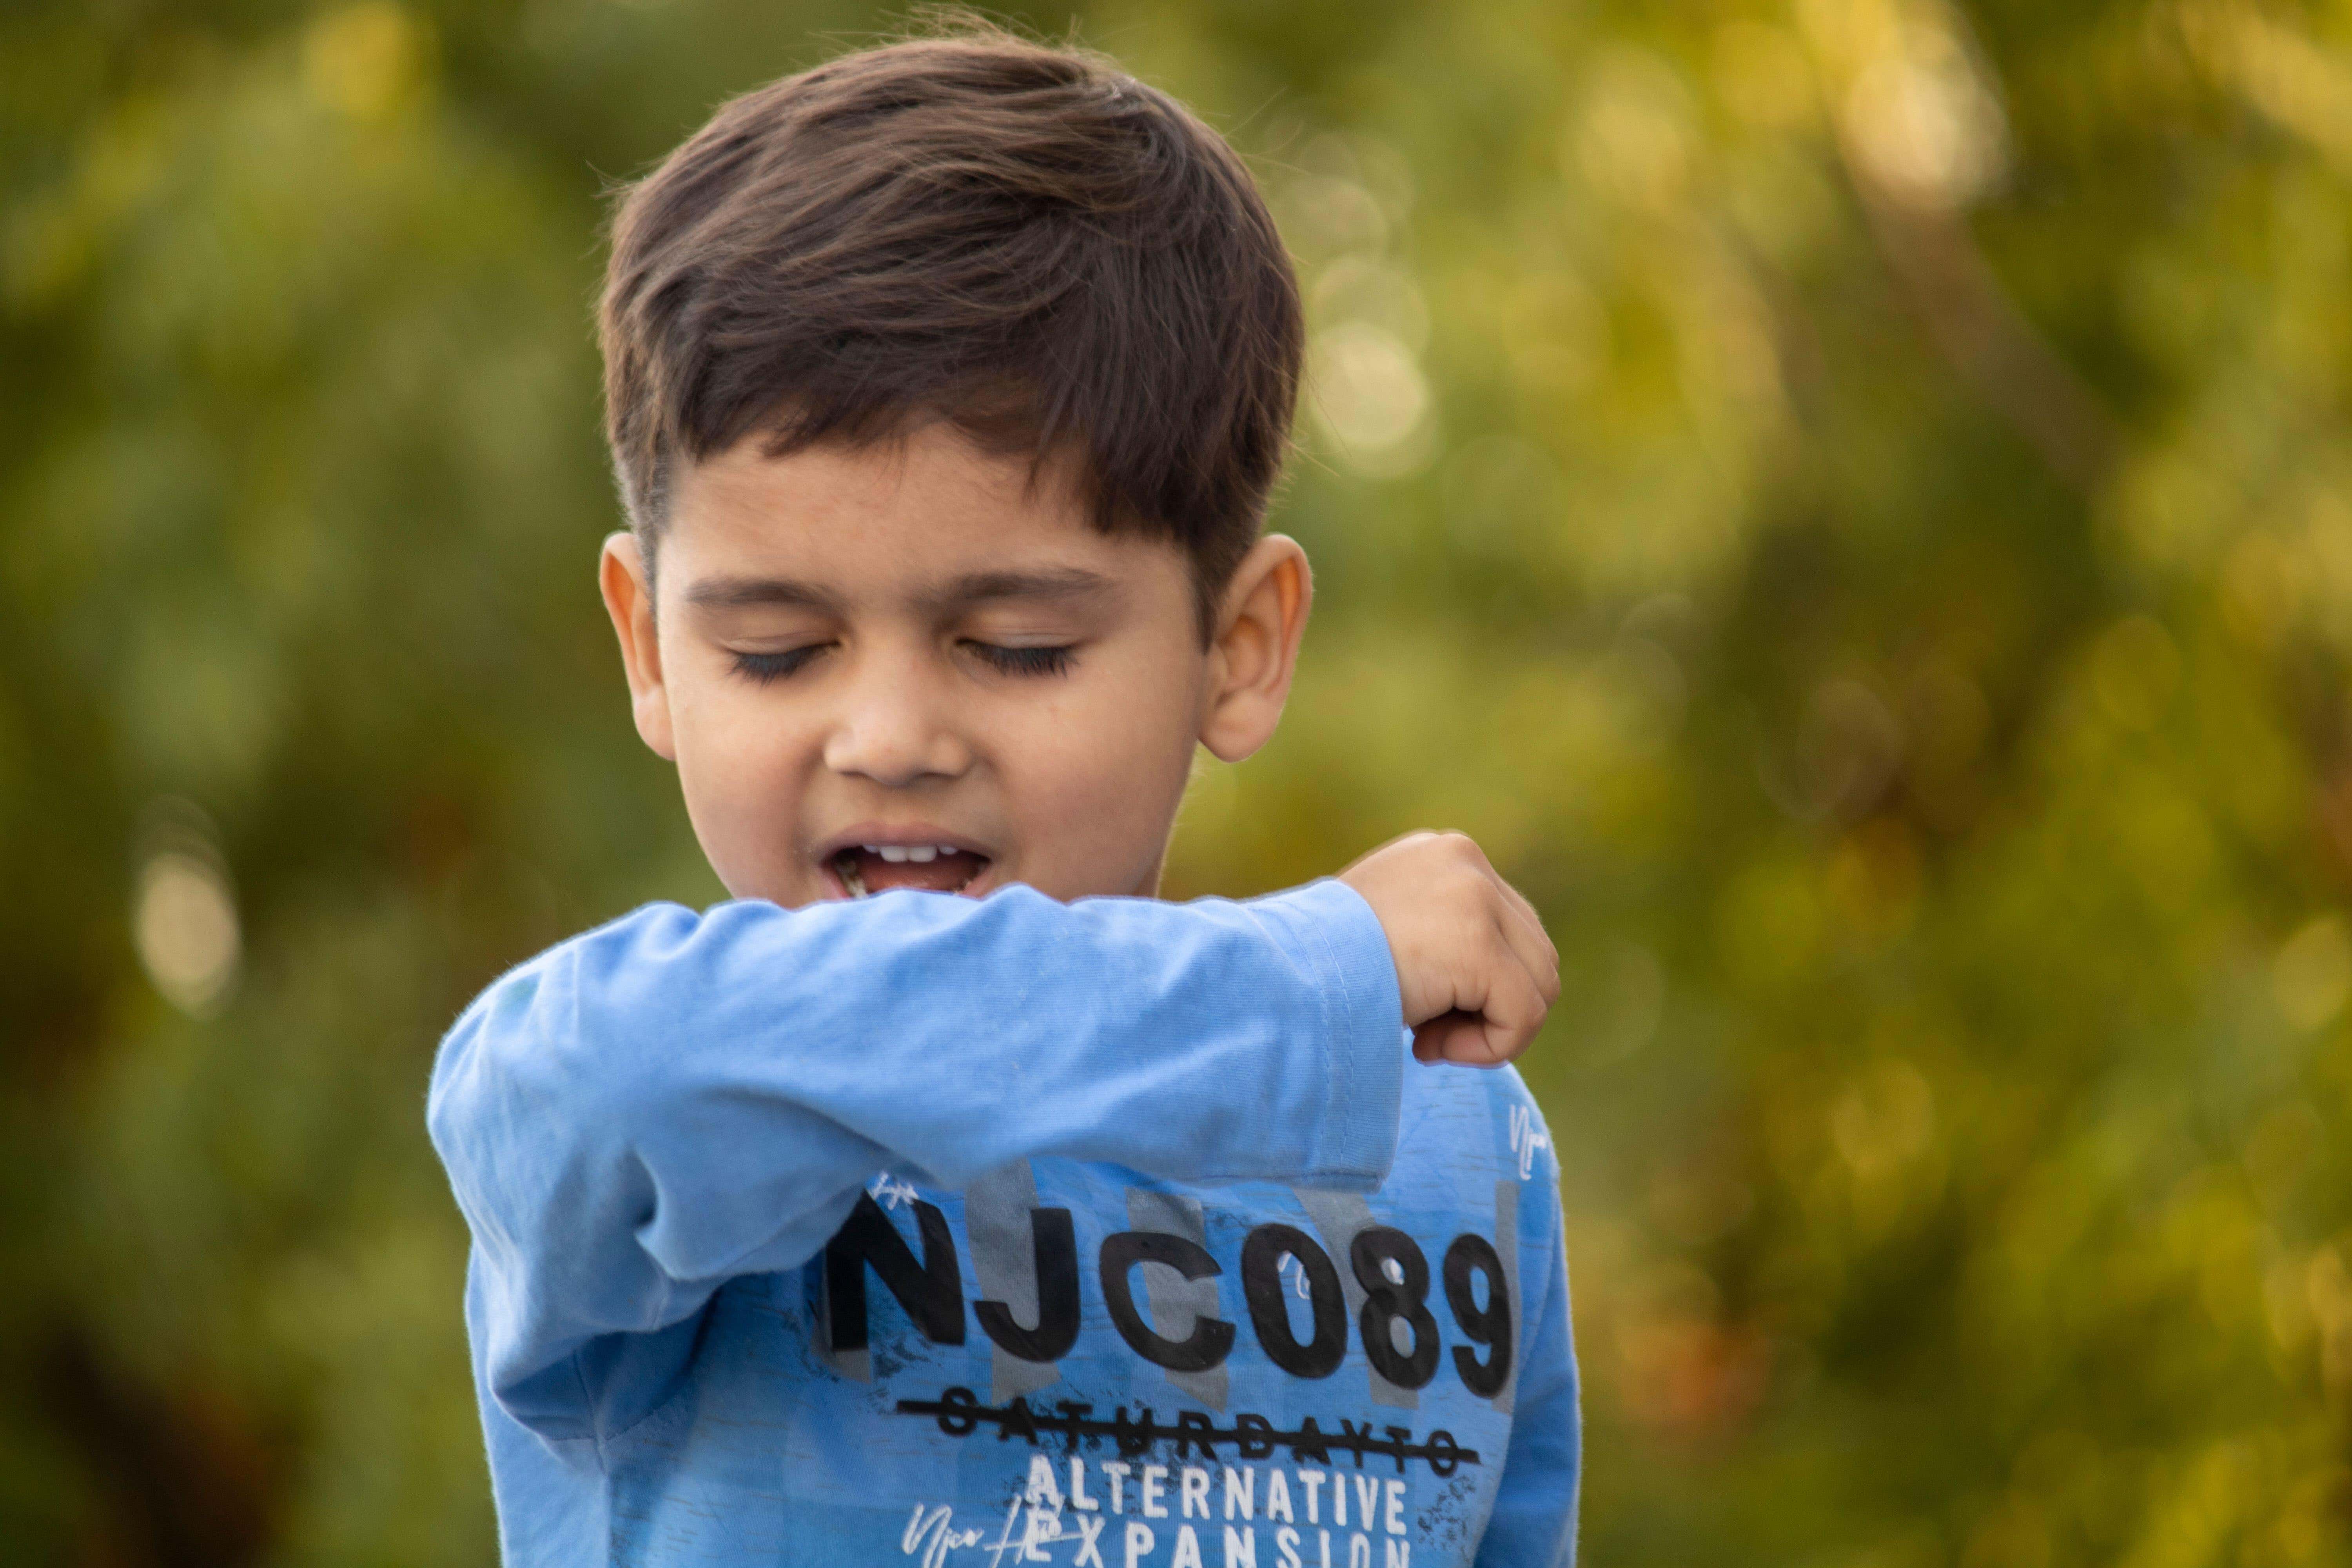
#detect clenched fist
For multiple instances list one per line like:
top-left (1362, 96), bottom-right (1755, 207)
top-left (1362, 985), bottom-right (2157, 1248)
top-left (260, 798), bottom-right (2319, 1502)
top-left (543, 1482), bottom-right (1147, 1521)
top-left (1338, 831), bottom-right (1560, 1067)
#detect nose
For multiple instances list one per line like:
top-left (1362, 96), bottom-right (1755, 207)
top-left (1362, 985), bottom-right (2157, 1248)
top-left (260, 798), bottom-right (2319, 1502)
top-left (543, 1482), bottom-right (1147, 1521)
top-left (820, 645), bottom-right (975, 788)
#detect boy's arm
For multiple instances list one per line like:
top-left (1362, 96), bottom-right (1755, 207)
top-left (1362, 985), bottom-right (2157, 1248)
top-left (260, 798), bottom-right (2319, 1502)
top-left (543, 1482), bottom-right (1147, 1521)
top-left (1475, 1182), bottom-right (1582, 1567)
top-left (426, 878), bottom-right (1403, 1452)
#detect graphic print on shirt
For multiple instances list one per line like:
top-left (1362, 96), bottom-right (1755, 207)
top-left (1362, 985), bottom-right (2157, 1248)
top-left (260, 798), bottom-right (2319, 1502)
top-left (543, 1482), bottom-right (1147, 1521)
top-left (969, 1160), bottom-right (1066, 1404)
top-left (901, 1453), bottom-right (1446, 1568)
top-left (807, 1160), bottom-right (1531, 1566)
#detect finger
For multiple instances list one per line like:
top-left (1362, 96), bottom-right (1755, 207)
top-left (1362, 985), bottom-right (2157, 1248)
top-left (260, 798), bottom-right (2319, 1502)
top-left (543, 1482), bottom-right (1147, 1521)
top-left (1486, 889), bottom-right (1561, 1007)
top-left (1492, 874), bottom-right (1556, 975)
top-left (1483, 866), bottom-right (1556, 968)
top-left (1443, 949), bottom-right (1549, 1066)
top-left (1416, 1010), bottom-right (1500, 1067)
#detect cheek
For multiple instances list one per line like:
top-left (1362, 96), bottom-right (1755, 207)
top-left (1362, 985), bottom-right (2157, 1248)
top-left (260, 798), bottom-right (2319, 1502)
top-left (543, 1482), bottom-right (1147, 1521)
top-left (670, 675), bottom-right (818, 839)
top-left (1008, 663), bottom-right (1200, 852)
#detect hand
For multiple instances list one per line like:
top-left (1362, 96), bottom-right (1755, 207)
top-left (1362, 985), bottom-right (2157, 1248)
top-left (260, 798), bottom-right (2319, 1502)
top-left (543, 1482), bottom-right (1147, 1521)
top-left (1339, 831), bottom-right (1560, 1067)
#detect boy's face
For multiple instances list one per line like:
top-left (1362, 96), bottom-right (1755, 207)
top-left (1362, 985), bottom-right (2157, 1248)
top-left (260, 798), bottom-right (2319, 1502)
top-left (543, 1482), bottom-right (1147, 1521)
top-left (599, 421), bottom-right (1310, 908)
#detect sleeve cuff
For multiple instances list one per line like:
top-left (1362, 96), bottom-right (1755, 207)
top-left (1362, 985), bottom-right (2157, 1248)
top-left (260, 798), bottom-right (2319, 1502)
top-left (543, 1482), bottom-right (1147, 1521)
top-left (1245, 877), bottom-right (1404, 1190)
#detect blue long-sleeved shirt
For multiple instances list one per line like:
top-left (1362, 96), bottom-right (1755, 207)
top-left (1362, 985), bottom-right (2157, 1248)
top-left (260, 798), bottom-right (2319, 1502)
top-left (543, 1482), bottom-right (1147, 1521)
top-left (427, 878), bottom-right (1578, 1566)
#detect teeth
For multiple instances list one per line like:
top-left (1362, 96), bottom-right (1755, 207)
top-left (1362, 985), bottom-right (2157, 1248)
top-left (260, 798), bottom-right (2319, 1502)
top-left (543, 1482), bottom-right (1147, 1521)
top-left (835, 842), bottom-right (977, 891)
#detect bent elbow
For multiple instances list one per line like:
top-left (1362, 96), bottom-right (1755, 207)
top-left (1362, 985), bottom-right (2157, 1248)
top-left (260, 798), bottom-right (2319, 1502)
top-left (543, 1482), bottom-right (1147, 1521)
top-left (423, 959), bottom-right (599, 1216)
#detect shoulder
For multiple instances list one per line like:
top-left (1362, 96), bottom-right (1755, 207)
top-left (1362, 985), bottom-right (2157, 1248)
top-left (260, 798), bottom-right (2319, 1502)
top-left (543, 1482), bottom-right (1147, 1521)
top-left (1393, 1057), bottom-right (1560, 1202)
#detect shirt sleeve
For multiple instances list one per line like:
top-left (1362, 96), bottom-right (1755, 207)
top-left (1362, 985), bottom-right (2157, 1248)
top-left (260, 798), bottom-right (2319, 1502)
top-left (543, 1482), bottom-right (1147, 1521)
top-left (1475, 1151), bottom-right (1581, 1567)
top-left (425, 878), bottom-right (1404, 1454)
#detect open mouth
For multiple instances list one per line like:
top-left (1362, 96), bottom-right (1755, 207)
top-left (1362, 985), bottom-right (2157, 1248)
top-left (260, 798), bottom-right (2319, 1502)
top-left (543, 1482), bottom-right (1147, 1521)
top-left (830, 844), bottom-right (990, 898)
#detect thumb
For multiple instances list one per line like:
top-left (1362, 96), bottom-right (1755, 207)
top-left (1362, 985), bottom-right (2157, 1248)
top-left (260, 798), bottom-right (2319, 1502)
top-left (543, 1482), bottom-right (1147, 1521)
top-left (1412, 1010), bottom-right (1501, 1066)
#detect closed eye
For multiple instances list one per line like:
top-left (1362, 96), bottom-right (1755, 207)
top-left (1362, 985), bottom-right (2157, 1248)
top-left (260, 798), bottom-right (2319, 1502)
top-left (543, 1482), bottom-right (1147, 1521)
top-left (964, 642), bottom-right (1074, 678)
top-left (730, 645), bottom-right (829, 684)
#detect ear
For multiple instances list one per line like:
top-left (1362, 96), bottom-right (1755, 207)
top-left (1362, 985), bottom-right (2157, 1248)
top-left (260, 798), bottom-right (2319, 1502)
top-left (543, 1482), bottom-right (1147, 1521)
top-left (599, 531), bottom-right (677, 761)
top-left (1198, 534), bottom-right (1314, 763)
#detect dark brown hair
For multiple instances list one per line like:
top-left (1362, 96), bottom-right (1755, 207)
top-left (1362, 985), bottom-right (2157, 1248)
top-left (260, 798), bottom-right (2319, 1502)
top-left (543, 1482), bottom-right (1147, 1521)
top-left (599, 19), bottom-right (1303, 637)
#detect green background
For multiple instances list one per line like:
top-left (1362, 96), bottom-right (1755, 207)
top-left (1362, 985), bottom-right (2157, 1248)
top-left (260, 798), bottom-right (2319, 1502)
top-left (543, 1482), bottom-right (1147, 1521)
top-left (6, 0), bottom-right (2352, 1562)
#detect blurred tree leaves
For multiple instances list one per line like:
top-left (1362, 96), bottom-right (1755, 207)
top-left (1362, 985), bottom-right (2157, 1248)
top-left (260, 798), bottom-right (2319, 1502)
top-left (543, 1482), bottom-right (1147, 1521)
top-left (6, 0), bottom-right (2352, 1564)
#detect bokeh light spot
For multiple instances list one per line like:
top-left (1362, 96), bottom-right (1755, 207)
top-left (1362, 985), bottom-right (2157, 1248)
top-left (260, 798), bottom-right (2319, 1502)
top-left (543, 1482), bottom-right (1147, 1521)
top-left (2273, 916), bottom-right (2351, 1031)
top-left (134, 848), bottom-right (241, 1018)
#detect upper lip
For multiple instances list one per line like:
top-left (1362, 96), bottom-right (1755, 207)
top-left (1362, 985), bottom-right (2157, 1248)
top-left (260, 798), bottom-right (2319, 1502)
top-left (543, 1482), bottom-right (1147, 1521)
top-left (814, 824), bottom-right (993, 864)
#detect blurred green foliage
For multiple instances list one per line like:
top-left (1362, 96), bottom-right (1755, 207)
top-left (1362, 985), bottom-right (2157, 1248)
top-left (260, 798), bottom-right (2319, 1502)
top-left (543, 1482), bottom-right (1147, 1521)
top-left (6, 0), bottom-right (2352, 1563)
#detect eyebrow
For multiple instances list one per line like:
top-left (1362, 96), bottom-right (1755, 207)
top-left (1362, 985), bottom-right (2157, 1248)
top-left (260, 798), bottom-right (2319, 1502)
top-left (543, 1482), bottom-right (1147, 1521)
top-left (680, 567), bottom-right (1117, 613)
top-left (915, 567), bottom-right (1118, 611)
top-left (681, 575), bottom-right (840, 612)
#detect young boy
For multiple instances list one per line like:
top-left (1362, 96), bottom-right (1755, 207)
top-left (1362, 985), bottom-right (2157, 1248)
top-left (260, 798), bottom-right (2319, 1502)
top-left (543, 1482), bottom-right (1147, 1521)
top-left (428, 24), bottom-right (1577, 1568)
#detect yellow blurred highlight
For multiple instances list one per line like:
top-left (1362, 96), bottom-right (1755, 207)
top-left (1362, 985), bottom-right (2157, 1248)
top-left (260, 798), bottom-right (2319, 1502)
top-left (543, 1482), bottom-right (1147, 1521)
top-left (1711, 22), bottom-right (1820, 132)
top-left (2220, 533), bottom-right (2299, 646)
top-left (133, 849), bottom-right (240, 1018)
top-left (1830, 1057), bottom-right (1940, 1237)
top-left (304, 3), bottom-right (427, 122)
top-left (1806, 0), bottom-right (2008, 210)
top-left (2272, 916), bottom-right (2351, 1031)
top-left (2310, 1243), bottom-right (2352, 1400)
top-left (1307, 321), bottom-right (1434, 474)
top-left (1572, 46), bottom-right (1697, 213)
top-left (2178, 0), bottom-right (2352, 178)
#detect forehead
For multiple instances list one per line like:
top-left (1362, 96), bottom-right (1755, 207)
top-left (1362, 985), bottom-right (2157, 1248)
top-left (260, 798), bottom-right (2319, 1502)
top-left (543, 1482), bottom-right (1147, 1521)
top-left (661, 423), bottom-right (1174, 600)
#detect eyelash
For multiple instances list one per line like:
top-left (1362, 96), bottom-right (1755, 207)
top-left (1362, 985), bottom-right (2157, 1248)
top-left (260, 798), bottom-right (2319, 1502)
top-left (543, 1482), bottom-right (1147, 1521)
top-left (726, 642), bottom-right (1075, 684)
top-left (965, 642), bottom-right (1075, 678)
top-left (730, 646), bottom-right (827, 685)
